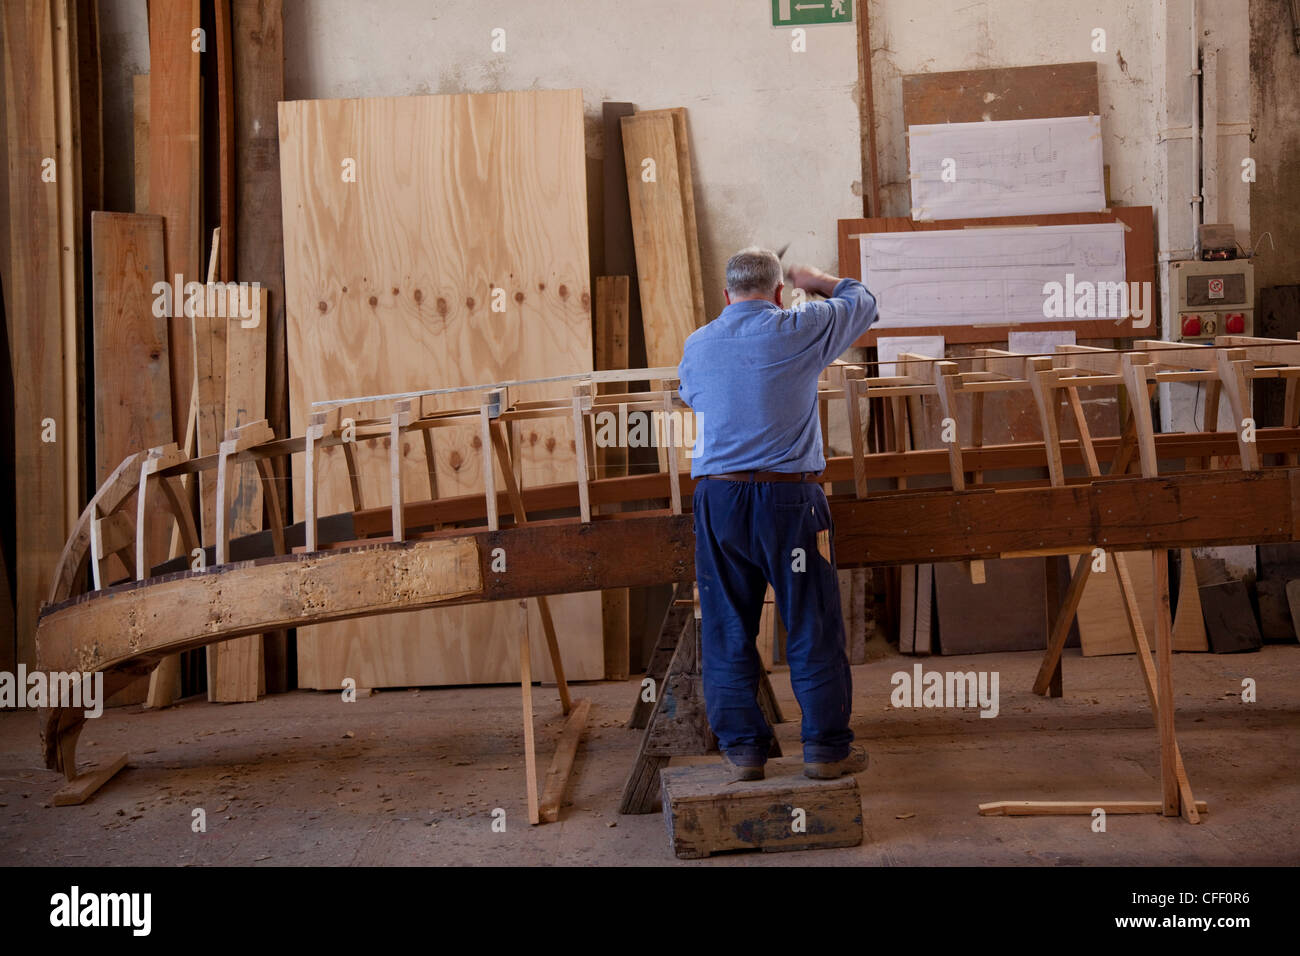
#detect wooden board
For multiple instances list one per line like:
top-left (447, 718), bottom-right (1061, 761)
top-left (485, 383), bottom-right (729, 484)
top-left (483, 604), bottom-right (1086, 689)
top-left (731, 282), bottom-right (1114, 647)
top-left (148, 0), bottom-right (202, 443)
top-left (638, 108), bottom-right (705, 327)
top-left (1254, 578), bottom-right (1294, 642)
top-left (52, 752), bottom-right (128, 806)
top-left (89, 211), bottom-right (172, 625)
top-left (90, 213), bottom-right (172, 487)
top-left (1200, 580), bottom-right (1263, 654)
top-left (1171, 548), bottom-right (1210, 651)
top-left (934, 557), bottom-right (1062, 654)
top-left (902, 62), bottom-right (1099, 127)
top-left (595, 275), bottom-right (631, 680)
top-left (837, 207), bottom-right (1156, 344)
top-left (52, 0), bottom-right (86, 534)
top-left (660, 759), bottom-right (863, 859)
top-left (279, 89), bottom-right (602, 687)
top-left (621, 110), bottom-right (704, 367)
top-left (3, 0), bottom-right (69, 667)
top-left (209, 286), bottom-right (269, 701)
top-left (232, 0), bottom-right (289, 694)
top-left (600, 102), bottom-right (646, 368)
top-left (1076, 551), bottom-right (1206, 656)
top-left (1076, 552), bottom-right (1154, 656)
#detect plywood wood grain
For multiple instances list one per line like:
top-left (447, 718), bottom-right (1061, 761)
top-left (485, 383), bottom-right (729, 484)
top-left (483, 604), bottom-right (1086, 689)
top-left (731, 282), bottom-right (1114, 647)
top-left (279, 89), bottom-right (601, 686)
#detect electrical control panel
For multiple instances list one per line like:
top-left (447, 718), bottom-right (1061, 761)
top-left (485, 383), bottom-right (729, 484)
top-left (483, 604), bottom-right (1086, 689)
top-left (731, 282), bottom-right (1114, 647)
top-left (1170, 258), bottom-right (1253, 341)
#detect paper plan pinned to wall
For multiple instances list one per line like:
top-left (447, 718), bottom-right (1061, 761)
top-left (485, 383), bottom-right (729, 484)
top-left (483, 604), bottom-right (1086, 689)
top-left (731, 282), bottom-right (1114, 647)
top-left (859, 222), bottom-right (1127, 329)
top-left (876, 336), bottom-right (945, 377)
top-left (908, 115), bottom-right (1106, 221)
top-left (1007, 330), bottom-right (1077, 355)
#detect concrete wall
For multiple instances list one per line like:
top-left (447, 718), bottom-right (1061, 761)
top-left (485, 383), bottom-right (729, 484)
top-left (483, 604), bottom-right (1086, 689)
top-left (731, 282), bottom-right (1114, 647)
top-left (283, 0), bottom-right (863, 319)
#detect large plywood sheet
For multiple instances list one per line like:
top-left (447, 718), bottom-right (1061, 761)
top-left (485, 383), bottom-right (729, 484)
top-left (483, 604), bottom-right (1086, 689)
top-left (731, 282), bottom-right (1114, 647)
top-left (279, 89), bottom-right (601, 687)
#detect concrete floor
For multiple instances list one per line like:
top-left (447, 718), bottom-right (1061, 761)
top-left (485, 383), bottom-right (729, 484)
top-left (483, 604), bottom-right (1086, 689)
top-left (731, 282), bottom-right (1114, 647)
top-left (1, 643), bottom-right (1296, 866)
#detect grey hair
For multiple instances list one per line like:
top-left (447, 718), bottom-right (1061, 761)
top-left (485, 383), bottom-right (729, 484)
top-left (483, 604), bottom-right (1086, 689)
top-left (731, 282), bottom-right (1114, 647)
top-left (725, 247), bottom-right (782, 298)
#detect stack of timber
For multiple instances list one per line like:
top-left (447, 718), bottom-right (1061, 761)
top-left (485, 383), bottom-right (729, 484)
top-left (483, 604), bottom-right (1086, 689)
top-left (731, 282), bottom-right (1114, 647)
top-left (279, 89), bottom-right (603, 687)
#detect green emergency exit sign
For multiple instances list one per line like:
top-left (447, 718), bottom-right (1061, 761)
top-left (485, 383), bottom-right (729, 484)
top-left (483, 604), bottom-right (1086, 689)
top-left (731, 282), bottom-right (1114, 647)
top-left (772, 0), bottom-right (853, 26)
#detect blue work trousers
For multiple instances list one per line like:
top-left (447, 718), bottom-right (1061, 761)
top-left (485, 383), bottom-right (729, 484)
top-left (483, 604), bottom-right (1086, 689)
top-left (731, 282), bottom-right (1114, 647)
top-left (693, 478), bottom-right (854, 765)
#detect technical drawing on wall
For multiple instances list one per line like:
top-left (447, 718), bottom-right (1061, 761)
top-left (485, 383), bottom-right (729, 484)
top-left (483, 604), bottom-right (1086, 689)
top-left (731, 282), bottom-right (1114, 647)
top-left (908, 115), bottom-right (1106, 221)
top-left (859, 222), bottom-right (1127, 329)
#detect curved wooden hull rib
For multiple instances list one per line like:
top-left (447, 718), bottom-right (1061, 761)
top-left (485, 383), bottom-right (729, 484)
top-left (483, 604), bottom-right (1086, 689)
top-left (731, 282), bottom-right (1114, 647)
top-left (36, 464), bottom-right (1300, 773)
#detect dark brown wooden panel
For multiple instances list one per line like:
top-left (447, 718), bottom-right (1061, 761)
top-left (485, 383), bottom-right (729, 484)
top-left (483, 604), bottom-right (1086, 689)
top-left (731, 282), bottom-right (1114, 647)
top-left (901, 62), bottom-right (1099, 127)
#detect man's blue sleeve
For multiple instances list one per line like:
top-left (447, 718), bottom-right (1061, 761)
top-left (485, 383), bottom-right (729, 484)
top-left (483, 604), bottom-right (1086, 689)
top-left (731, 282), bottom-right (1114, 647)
top-left (677, 347), bottom-right (695, 409)
top-left (806, 278), bottom-right (878, 366)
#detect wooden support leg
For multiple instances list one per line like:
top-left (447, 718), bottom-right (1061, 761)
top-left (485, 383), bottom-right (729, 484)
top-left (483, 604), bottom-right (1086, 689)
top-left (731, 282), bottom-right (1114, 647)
top-left (480, 402), bottom-right (498, 532)
top-left (1216, 348), bottom-right (1260, 470)
top-left (519, 611), bottom-right (540, 826)
top-left (1122, 355), bottom-right (1159, 476)
top-left (1115, 551), bottom-right (1200, 823)
top-left (572, 384), bottom-right (592, 523)
top-left (620, 612), bottom-right (715, 815)
top-left (628, 585), bottom-right (692, 729)
top-left (389, 401), bottom-right (411, 542)
top-left (1153, 549), bottom-right (1181, 818)
top-left (1032, 555), bottom-right (1091, 696)
top-left (843, 371), bottom-right (868, 499)
top-left (1065, 387), bottom-right (1100, 476)
top-left (662, 380), bottom-right (682, 515)
top-left (490, 420), bottom-right (571, 714)
top-left (304, 413), bottom-right (325, 552)
top-left (342, 434), bottom-right (366, 513)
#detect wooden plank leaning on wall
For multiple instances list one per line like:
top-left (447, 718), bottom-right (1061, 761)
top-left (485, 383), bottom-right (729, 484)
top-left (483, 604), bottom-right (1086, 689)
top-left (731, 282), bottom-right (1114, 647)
top-left (232, 0), bottom-right (290, 692)
top-left (620, 109), bottom-right (706, 368)
top-left (2, 1), bottom-right (74, 668)
top-left (595, 275), bottom-right (631, 680)
top-left (149, 0), bottom-right (202, 449)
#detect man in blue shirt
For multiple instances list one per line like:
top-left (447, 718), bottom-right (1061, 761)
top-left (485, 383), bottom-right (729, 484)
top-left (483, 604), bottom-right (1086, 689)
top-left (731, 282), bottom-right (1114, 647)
top-left (678, 247), bottom-right (877, 781)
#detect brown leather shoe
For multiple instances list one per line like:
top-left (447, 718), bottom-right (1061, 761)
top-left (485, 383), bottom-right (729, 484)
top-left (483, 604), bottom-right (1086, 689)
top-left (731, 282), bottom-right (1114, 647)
top-left (804, 744), bottom-right (869, 780)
